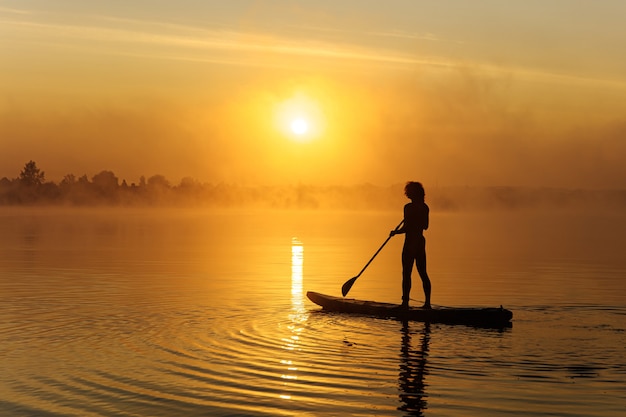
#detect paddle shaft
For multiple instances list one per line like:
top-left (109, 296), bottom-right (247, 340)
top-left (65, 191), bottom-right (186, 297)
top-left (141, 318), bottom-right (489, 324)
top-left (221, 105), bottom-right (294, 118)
top-left (353, 220), bottom-right (404, 279)
top-left (342, 220), bottom-right (404, 296)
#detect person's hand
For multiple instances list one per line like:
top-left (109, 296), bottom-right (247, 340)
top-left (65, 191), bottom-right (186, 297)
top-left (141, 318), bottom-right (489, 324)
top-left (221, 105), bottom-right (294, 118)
top-left (389, 230), bottom-right (396, 237)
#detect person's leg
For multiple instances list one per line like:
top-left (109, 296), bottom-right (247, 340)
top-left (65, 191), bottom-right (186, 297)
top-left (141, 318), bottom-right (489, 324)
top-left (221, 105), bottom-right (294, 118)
top-left (416, 242), bottom-right (431, 308)
top-left (401, 249), bottom-right (414, 307)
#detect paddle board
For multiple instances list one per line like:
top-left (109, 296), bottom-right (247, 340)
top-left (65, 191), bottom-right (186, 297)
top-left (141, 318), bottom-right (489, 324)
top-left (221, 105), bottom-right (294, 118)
top-left (307, 291), bottom-right (513, 327)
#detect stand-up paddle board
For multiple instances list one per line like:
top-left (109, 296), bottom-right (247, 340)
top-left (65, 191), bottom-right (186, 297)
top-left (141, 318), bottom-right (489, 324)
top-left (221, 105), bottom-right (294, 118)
top-left (307, 291), bottom-right (513, 328)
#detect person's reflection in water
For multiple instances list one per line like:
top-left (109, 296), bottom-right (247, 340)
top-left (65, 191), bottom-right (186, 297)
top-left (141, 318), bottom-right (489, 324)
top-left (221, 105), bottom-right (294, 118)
top-left (398, 321), bottom-right (430, 416)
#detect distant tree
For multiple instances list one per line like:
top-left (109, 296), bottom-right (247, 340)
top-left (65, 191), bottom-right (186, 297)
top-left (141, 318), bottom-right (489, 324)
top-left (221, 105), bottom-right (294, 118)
top-left (61, 174), bottom-right (93, 205)
top-left (39, 181), bottom-right (60, 202)
top-left (91, 170), bottom-right (119, 202)
top-left (60, 174), bottom-right (77, 187)
top-left (145, 175), bottom-right (171, 203)
top-left (147, 174), bottom-right (170, 189)
top-left (19, 160), bottom-right (45, 186)
top-left (0, 177), bottom-right (13, 204)
top-left (175, 177), bottom-right (204, 203)
top-left (177, 177), bottom-right (201, 194)
top-left (92, 171), bottom-right (119, 191)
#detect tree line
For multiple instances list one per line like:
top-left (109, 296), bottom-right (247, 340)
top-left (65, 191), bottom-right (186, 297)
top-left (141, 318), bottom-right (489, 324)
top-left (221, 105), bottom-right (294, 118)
top-left (1, 160), bottom-right (388, 208)
top-left (2, 161), bottom-right (626, 210)
top-left (1, 160), bottom-right (211, 206)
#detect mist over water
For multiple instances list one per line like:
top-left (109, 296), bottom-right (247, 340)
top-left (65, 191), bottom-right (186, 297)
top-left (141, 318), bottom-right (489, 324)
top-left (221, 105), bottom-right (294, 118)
top-left (1, 207), bottom-right (625, 416)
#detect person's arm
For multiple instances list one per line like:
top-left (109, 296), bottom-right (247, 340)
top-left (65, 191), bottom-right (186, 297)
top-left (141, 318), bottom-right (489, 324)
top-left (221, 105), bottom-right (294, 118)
top-left (390, 205), bottom-right (409, 236)
top-left (390, 226), bottom-right (405, 236)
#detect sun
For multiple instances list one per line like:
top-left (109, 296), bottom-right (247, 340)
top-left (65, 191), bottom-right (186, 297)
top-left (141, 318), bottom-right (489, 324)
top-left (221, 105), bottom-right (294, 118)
top-left (290, 118), bottom-right (308, 135)
top-left (273, 91), bottom-right (325, 142)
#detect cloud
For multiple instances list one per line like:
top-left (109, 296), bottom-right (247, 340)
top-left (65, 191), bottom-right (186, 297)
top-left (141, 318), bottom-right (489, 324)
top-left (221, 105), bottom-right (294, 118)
top-left (1, 12), bottom-right (449, 69)
top-left (5, 8), bottom-right (625, 91)
top-left (0, 6), bottom-right (31, 15)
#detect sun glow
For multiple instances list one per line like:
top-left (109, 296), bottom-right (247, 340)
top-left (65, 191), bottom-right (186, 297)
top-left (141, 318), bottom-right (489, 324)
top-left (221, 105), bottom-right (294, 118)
top-left (290, 118), bottom-right (308, 135)
top-left (274, 92), bottom-right (325, 141)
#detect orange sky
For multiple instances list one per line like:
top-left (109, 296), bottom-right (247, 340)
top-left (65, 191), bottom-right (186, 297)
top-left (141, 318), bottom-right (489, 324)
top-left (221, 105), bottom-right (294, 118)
top-left (2, 1), bottom-right (626, 188)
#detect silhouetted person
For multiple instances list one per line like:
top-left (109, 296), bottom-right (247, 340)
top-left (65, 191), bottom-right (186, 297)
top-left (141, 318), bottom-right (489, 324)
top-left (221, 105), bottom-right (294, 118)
top-left (390, 182), bottom-right (432, 309)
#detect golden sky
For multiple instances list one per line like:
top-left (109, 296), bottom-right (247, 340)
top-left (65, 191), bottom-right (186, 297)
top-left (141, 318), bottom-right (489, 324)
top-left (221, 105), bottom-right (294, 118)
top-left (2, 1), bottom-right (626, 187)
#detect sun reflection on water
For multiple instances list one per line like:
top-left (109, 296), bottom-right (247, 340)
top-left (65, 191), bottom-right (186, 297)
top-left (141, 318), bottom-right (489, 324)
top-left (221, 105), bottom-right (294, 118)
top-left (290, 237), bottom-right (306, 318)
top-left (279, 238), bottom-right (308, 399)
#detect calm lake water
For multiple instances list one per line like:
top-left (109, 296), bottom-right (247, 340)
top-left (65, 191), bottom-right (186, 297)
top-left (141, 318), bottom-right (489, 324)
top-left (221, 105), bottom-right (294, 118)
top-left (1, 207), bottom-right (625, 416)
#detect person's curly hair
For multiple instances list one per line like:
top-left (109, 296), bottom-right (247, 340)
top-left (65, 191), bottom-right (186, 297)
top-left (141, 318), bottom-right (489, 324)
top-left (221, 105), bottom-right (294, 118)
top-left (404, 181), bottom-right (425, 201)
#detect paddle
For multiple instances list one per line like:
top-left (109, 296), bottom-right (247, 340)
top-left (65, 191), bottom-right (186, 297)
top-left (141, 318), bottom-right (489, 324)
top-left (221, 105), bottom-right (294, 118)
top-left (341, 220), bottom-right (404, 297)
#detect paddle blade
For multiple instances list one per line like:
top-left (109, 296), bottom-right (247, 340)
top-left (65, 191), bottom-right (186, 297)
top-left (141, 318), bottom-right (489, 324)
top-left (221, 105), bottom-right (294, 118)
top-left (341, 276), bottom-right (358, 297)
